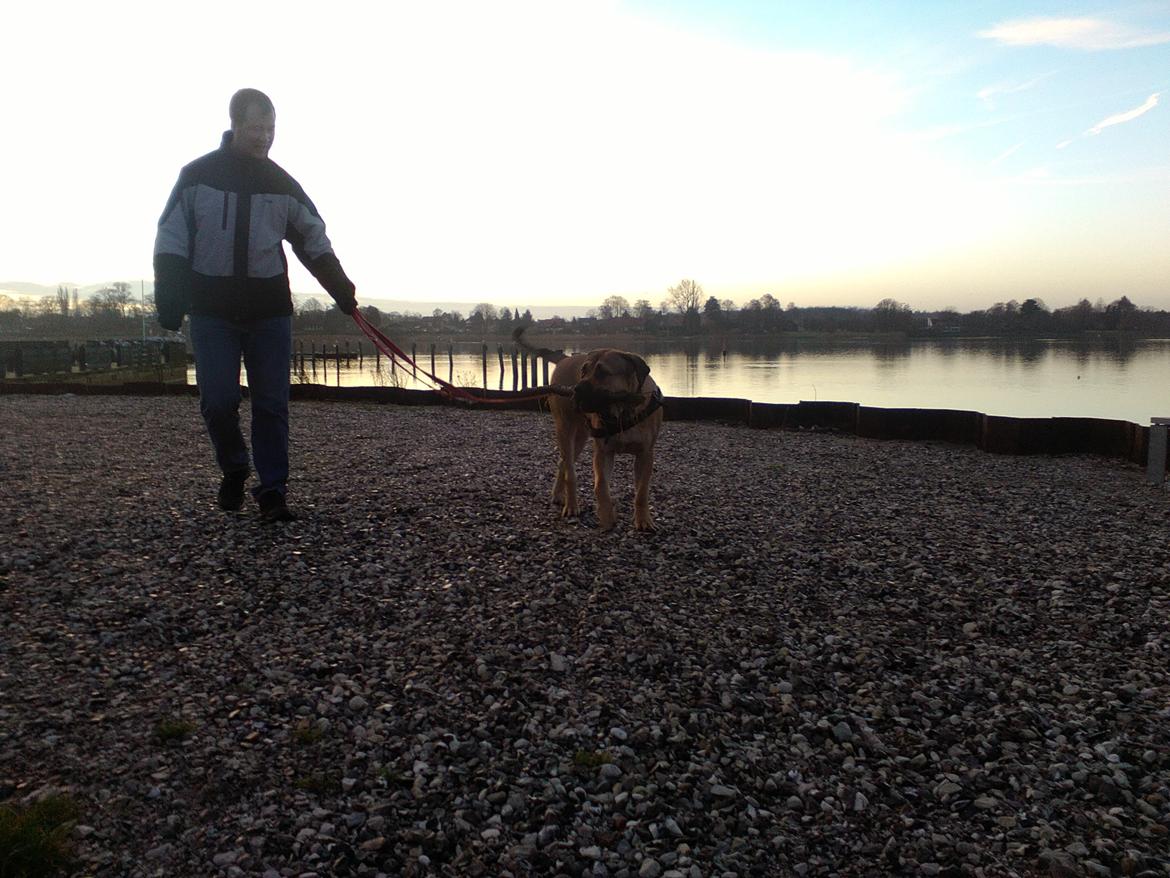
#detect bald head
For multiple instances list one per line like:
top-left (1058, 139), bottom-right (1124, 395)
top-left (228, 88), bottom-right (275, 159)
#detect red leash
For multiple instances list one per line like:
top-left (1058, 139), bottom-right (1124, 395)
top-left (350, 310), bottom-right (565, 405)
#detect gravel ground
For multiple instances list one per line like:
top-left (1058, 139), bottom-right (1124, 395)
top-left (1, 393), bottom-right (1168, 878)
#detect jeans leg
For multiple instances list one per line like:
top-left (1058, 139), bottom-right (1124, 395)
top-left (242, 315), bottom-right (292, 498)
top-left (189, 315), bottom-right (249, 474)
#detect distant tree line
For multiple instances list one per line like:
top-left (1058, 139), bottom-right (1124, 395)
top-left (2, 279), bottom-right (1167, 340)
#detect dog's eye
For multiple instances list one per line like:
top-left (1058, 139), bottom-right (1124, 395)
top-left (594, 365), bottom-right (607, 378)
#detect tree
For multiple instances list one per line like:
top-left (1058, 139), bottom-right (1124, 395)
top-left (56, 285), bottom-right (71, 317)
top-left (1105, 295), bottom-right (1138, 331)
top-left (633, 299), bottom-right (655, 320)
top-left (471, 303), bottom-right (498, 323)
top-left (873, 298), bottom-right (914, 332)
top-left (299, 297), bottom-right (324, 314)
top-left (703, 296), bottom-right (723, 325)
top-left (666, 279), bottom-right (703, 316)
top-left (1019, 298), bottom-right (1047, 317)
top-left (91, 282), bottom-right (133, 317)
top-left (598, 295), bottom-right (631, 320)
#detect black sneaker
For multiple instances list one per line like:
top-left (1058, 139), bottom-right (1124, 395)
top-left (258, 491), bottom-right (298, 523)
top-left (217, 470), bottom-right (249, 511)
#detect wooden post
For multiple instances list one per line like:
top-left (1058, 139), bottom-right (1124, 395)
top-left (482, 343), bottom-right (488, 389)
top-left (322, 344), bottom-right (327, 381)
top-left (497, 344), bottom-right (505, 390)
top-left (531, 352), bottom-right (538, 388)
top-left (335, 343), bottom-right (341, 386)
top-left (520, 350), bottom-right (528, 389)
top-left (411, 343), bottom-right (417, 378)
top-left (358, 341), bottom-right (363, 367)
top-left (448, 343), bottom-right (454, 383)
top-left (543, 357), bottom-right (549, 385)
top-left (430, 343), bottom-right (436, 378)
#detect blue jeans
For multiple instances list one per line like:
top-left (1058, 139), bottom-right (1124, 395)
top-left (189, 314), bottom-right (292, 499)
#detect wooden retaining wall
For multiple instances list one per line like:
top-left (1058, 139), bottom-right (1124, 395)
top-left (0, 382), bottom-right (1157, 467)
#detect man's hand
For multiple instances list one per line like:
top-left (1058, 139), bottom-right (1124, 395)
top-left (335, 291), bottom-right (358, 316)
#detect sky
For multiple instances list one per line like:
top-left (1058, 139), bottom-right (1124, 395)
top-left (2, 0), bottom-right (1168, 313)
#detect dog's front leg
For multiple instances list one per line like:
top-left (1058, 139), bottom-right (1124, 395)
top-left (633, 448), bottom-right (655, 532)
top-left (593, 442), bottom-right (617, 531)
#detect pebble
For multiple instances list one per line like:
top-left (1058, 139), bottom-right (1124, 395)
top-left (2, 395), bottom-right (1167, 878)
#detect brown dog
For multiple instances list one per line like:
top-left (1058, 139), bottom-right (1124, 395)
top-left (515, 329), bottom-right (664, 531)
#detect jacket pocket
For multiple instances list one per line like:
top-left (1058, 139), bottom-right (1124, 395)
top-left (249, 195), bottom-right (290, 278)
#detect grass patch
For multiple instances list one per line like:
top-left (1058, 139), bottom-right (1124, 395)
top-left (573, 749), bottom-right (612, 770)
top-left (294, 773), bottom-right (339, 796)
top-left (378, 767), bottom-right (414, 787)
top-left (153, 718), bottom-right (196, 743)
top-left (0, 793), bottom-right (80, 878)
top-left (292, 726), bottom-right (324, 746)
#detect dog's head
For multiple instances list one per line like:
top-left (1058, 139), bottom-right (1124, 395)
top-left (572, 349), bottom-right (651, 414)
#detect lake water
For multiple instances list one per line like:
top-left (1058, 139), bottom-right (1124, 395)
top-left (197, 337), bottom-right (1170, 425)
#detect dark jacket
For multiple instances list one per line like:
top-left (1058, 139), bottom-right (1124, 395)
top-left (153, 131), bottom-right (353, 329)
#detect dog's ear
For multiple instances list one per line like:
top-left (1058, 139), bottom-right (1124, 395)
top-left (622, 353), bottom-right (651, 389)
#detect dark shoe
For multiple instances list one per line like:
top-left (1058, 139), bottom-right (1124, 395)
top-left (217, 470), bottom-right (249, 511)
top-left (258, 491), bottom-right (298, 523)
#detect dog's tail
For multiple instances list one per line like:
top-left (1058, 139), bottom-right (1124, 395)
top-left (512, 325), bottom-right (568, 364)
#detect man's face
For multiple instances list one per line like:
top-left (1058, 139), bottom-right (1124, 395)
top-left (231, 104), bottom-right (275, 159)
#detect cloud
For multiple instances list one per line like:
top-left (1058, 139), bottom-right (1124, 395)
top-left (1057, 93), bottom-right (1161, 148)
top-left (977, 73), bottom-right (1053, 109)
top-left (992, 142), bottom-right (1025, 165)
top-left (979, 17), bottom-right (1170, 50)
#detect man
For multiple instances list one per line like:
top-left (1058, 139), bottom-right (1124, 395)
top-left (154, 88), bottom-right (357, 522)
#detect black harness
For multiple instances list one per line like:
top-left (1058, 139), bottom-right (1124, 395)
top-left (589, 387), bottom-right (664, 439)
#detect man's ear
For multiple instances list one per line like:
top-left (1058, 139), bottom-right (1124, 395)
top-left (622, 353), bottom-right (651, 389)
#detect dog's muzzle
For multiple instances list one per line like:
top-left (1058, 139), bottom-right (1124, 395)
top-left (573, 381), bottom-right (608, 413)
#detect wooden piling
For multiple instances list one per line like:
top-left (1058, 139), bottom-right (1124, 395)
top-left (482, 343), bottom-right (488, 389)
top-left (430, 343), bottom-right (436, 378)
top-left (511, 346), bottom-right (519, 391)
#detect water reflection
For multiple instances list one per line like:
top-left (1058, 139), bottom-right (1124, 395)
top-left (195, 337), bottom-right (1170, 424)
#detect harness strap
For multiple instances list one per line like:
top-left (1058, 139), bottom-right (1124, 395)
top-left (589, 387), bottom-right (664, 439)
